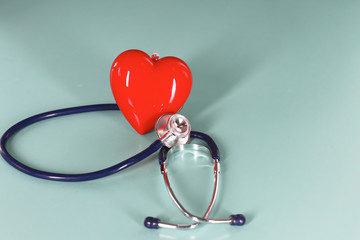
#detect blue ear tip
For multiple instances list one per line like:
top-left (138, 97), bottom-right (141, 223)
top-left (144, 217), bottom-right (160, 229)
top-left (230, 214), bottom-right (246, 226)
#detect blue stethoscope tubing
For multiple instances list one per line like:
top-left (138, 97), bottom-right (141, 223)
top-left (0, 104), bottom-right (219, 182)
top-left (0, 103), bottom-right (246, 229)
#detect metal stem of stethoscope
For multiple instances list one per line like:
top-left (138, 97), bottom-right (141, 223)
top-left (163, 159), bottom-right (227, 228)
top-left (145, 157), bottom-right (245, 229)
top-left (145, 118), bottom-right (246, 229)
top-left (146, 159), bottom-right (217, 229)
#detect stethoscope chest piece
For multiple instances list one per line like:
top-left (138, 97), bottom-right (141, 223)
top-left (155, 113), bottom-right (191, 148)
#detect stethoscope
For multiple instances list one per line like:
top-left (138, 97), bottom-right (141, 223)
top-left (0, 105), bottom-right (246, 230)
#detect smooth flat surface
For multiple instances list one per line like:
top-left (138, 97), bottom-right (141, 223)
top-left (1, 1), bottom-right (360, 239)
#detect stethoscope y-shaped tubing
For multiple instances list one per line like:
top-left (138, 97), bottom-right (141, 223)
top-left (156, 159), bottom-right (221, 229)
top-left (144, 138), bottom-right (245, 229)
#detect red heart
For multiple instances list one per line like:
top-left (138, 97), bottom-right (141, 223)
top-left (110, 50), bottom-right (192, 135)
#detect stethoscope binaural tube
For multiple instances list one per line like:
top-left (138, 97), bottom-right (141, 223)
top-left (144, 132), bottom-right (246, 229)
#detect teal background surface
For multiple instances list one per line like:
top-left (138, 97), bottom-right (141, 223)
top-left (1, 0), bottom-right (360, 239)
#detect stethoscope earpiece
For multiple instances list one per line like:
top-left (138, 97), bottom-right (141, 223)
top-left (144, 214), bottom-right (246, 229)
top-left (230, 214), bottom-right (246, 226)
top-left (144, 217), bottom-right (160, 229)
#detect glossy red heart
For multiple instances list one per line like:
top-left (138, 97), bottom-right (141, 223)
top-left (110, 50), bottom-right (192, 134)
